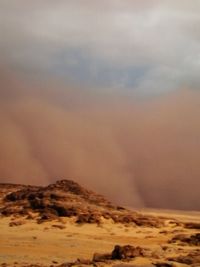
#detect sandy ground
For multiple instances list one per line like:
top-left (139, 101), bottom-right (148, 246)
top-left (134, 208), bottom-right (200, 223)
top-left (0, 211), bottom-right (199, 266)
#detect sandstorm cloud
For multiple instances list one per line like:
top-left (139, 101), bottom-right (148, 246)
top-left (0, 1), bottom-right (200, 210)
top-left (1, 72), bottom-right (200, 210)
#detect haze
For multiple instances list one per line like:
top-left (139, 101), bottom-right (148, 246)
top-left (0, 1), bottom-right (200, 210)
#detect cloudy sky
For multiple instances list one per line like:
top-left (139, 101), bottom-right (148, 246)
top-left (0, 1), bottom-right (200, 210)
top-left (1, 0), bottom-right (200, 95)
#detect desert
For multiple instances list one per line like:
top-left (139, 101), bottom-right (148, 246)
top-left (1, 2), bottom-right (200, 267)
top-left (0, 180), bottom-right (199, 267)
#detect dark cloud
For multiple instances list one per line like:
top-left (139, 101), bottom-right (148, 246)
top-left (0, 1), bottom-right (200, 94)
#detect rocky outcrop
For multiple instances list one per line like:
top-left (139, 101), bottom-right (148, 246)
top-left (92, 244), bottom-right (145, 262)
top-left (111, 245), bottom-right (144, 260)
top-left (0, 179), bottom-right (166, 227)
top-left (168, 250), bottom-right (200, 265)
top-left (76, 212), bottom-right (101, 224)
top-left (170, 233), bottom-right (200, 246)
top-left (93, 252), bottom-right (112, 262)
top-left (184, 222), bottom-right (200, 229)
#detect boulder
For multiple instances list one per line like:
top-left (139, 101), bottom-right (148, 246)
top-left (111, 245), bottom-right (143, 260)
top-left (93, 252), bottom-right (112, 262)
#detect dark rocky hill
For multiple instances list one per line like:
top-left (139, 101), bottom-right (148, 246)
top-left (0, 179), bottom-right (168, 227)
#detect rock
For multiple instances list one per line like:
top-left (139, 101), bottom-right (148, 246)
top-left (153, 263), bottom-right (173, 267)
top-left (160, 246), bottom-right (178, 255)
top-left (29, 198), bottom-right (45, 210)
top-left (151, 247), bottom-right (165, 259)
top-left (184, 222), bottom-right (200, 229)
top-left (141, 248), bottom-right (153, 258)
top-left (112, 265), bottom-right (154, 267)
top-left (9, 220), bottom-right (25, 227)
top-left (37, 212), bottom-right (58, 223)
top-left (93, 252), bottom-right (112, 262)
top-left (51, 224), bottom-right (66, 229)
top-left (0, 179), bottom-right (167, 228)
top-left (168, 250), bottom-right (200, 265)
top-left (75, 258), bottom-right (93, 264)
top-left (93, 244), bottom-right (146, 262)
top-left (57, 263), bottom-right (74, 267)
top-left (170, 233), bottom-right (200, 246)
top-left (48, 204), bottom-right (73, 217)
top-left (170, 234), bottom-right (189, 243)
top-left (111, 245), bottom-right (144, 260)
top-left (76, 213), bottom-right (101, 224)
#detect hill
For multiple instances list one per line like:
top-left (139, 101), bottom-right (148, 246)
top-left (0, 179), bottom-right (164, 226)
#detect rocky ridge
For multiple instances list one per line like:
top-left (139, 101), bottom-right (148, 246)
top-left (0, 179), bottom-right (166, 227)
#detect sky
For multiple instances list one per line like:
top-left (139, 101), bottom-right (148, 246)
top-left (0, 1), bottom-right (200, 210)
top-left (1, 0), bottom-right (200, 95)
